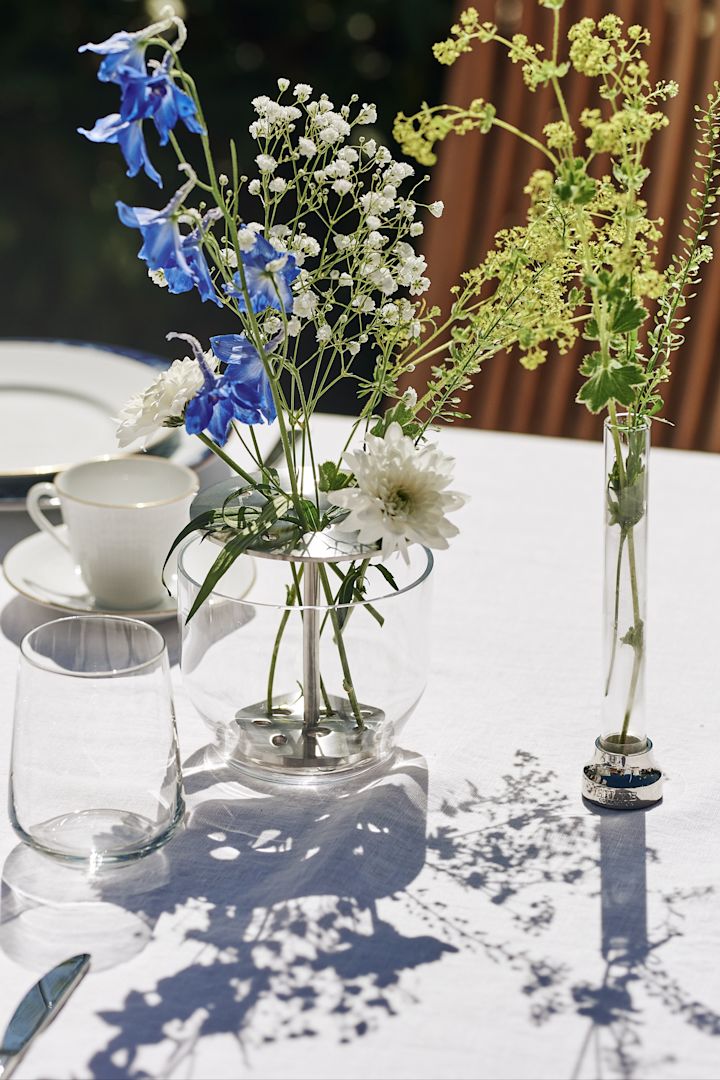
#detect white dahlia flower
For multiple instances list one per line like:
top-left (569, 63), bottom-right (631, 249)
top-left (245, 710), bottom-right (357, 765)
top-left (333, 422), bottom-right (467, 560)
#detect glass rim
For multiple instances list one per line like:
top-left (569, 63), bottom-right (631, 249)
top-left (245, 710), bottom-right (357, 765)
top-left (178, 537), bottom-right (435, 611)
top-left (20, 614), bottom-right (168, 678)
top-left (603, 412), bottom-right (651, 433)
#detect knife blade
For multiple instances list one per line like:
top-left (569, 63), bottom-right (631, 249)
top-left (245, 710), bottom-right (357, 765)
top-left (0, 954), bottom-right (90, 1079)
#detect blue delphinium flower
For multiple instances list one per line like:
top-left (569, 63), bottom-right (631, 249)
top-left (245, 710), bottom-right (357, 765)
top-left (116, 168), bottom-right (221, 305)
top-left (210, 333), bottom-right (278, 424)
top-left (224, 231), bottom-right (300, 314)
top-left (78, 11), bottom-right (185, 83)
top-left (78, 30), bottom-right (149, 83)
top-left (168, 333), bottom-right (276, 444)
top-left (78, 113), bottom-right (162, 187)
top-left (119, 61), bottom-right (204, 145)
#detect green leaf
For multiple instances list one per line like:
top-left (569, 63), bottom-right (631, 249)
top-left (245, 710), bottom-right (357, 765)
top-left (577, 352), bottom-right (645, 413)
top-left (373, 563), bottom-right (399, 591)
top-left (621, 620), bottom-right (644, 651)
top-left (162, 510), bottom-right (216, 589)
top-left (185, 531), bottom-right (259, 623)
top-left (318, 461), bottom-right (354, 493)
top-left (610, 294), bottom-right (648, 335)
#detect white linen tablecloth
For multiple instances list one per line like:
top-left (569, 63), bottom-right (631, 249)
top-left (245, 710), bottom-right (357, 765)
top-left (0, 416), bottom-right (718, 1080)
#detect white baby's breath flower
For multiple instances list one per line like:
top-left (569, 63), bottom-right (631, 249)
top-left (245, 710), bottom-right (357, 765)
top-left (356, 103), bottom-right (377, 125)
top-left (338, 272), bottom-right (353, 288)
top-left (334, 423), bottom-right (467, 560)
top-left (346, 341), bottom-right (361, 356)
top-left (293, 290), bottom-right (318, 318)
top-left (338, 146), bottom-right (359, 163)
top-left (365, 214), bottom-right (381, 230)
top-left (316, 324), bottom-right (332, 343)
top-left (332, 178), bottom-right (352, 196)
top-left (428, 200), bottom-right (444, 217)
top-left (286, 316), bottom-right (302, 337)
top-left (362, 139), bottom-right (377, 157)
top-left (380, 302), bottom-right (400, 325)
top-left (293, 82), bottom-right (313, 101)
top-left (269, 176), bottom-right (287, 193)
top-left (277, 77), bottom-right (290, 92)
top-left (402, 387), bottom-right (418, 408)
top-left (333, 233), bottom-right (354, 252)
top-left (236, 221), bottom-right (264, 251)
top-left (115, 354), bottom-right (216, 449)
top-left (248, 179), bottom-right (262, 195)
top-left (219, 245), bottom-right (238, 267)
top-left (375, 146), bottom-right (392, 164)
top-left (298, 136), bottom-right (317, 157)
top-left (255, 153), bottom-right (277, 173)
top-left (409, 222), bottom-right (424, 237)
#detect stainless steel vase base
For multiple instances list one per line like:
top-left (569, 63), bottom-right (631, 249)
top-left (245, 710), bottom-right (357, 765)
top-left (582, 736), bottom-right (664, 809)
top-left (227, 691), bottom-right (390, 783)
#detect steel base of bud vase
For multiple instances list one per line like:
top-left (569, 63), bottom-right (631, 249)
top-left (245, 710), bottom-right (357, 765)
top-left (582, 736), bottom-right (664, 809)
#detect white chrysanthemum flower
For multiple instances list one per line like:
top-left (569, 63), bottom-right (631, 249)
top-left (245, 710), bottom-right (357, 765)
top-left (334, 423), bottom-right (467, 560)
top-left (115, 354), bottom-right (216, 449)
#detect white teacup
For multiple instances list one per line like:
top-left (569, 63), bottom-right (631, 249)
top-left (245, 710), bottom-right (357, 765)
top-left (26, 457), bottom-right (199, 609)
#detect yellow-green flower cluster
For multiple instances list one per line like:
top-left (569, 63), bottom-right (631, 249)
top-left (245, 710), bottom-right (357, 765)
top-left (395, 3), bottom-right (720, 424)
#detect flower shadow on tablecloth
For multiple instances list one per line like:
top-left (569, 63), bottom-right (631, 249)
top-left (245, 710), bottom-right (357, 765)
top-left (1, 748), bottom-right (718, 1079)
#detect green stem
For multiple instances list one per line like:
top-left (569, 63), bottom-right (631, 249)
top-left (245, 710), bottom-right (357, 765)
top-left (197, 433), bottom-right (256, 487)
top-left (604, 528), bottom-right (626, 696)
top-left (318, 564), bottom-right (364, 729)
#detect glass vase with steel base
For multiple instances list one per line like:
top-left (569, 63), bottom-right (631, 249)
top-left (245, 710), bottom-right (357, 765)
top-left (178, 530), bottom-right (433, 783)
top-left (583, 415), bottom-right (664, 809)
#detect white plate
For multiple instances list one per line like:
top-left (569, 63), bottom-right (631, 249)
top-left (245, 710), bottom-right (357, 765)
top-left (3, 528), bottom-right (257, 622)
top-left (0, 340), bottom-right (172, 479)
top-left (0, 340), bottom-right (216, 510)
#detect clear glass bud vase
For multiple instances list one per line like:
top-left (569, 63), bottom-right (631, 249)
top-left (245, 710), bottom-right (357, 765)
top-left (583, 414), bottom-right (663, 808)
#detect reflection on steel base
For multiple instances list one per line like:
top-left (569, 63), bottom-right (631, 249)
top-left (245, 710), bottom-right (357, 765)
top-left (582, 736), bottom-right (663, 809)
top-left (230, 691), bottom-right (389, 782)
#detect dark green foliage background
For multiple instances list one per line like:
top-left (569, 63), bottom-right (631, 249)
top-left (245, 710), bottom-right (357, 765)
top-left (0, 0), bottom-right (451, 409)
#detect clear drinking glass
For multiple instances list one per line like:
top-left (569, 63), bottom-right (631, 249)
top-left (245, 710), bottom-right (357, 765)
top-left (10, 616), bottom-right (184, 865)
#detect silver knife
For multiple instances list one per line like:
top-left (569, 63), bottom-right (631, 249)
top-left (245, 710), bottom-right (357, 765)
top-left (0, 954), bottom-right (90, 1079)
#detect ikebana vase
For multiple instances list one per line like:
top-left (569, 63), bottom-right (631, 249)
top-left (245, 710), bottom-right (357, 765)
top-left (177, 529), bottom-right (433, 782)
top-left (583, 416), bottom-right (663, 808)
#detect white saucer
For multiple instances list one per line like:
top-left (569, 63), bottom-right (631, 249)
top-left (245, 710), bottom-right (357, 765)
top-left (3, 527), bottom-right (179, 622)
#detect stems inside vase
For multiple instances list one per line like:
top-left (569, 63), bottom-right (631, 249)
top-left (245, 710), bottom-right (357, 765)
top-left (601, 415), bottom-right (649, 754)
